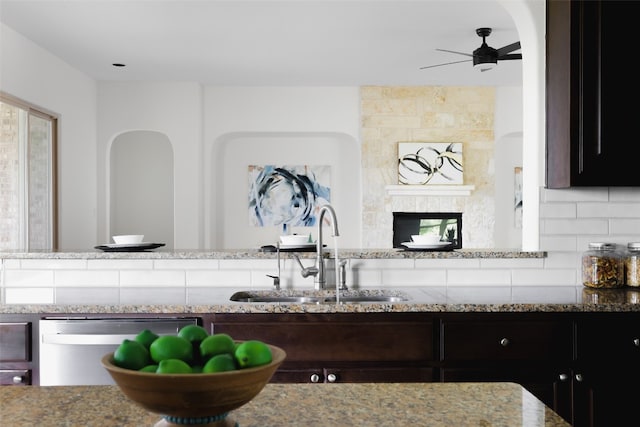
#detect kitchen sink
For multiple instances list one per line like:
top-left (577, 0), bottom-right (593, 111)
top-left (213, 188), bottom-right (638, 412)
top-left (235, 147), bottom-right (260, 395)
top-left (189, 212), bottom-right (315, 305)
top-left (229, 290), bottom-right (410, 304)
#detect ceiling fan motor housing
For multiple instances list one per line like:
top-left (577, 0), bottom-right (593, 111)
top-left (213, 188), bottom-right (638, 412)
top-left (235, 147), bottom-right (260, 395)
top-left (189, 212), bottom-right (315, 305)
top-left (473, 43), bottom-right (498, 66)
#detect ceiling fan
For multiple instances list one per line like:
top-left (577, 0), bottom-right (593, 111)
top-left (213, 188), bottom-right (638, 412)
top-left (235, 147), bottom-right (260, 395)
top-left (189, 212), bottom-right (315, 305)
top-left (420, 27), bottom-right (521, 72)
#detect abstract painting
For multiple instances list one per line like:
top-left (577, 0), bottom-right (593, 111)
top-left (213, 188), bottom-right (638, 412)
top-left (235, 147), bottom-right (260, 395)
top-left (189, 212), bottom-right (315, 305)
top-left (248, 165), bottom-right (331, 227)
top-left (514, 166), bottom-right (523, 228)
top-left (398, 142), bottom-right (463, 185)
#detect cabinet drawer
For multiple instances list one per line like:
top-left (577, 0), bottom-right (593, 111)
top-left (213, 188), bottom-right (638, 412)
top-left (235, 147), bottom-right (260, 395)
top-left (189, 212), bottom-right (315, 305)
top-left (0, 369), bottom-right (31, 386)
top-left (0, 323), bottom-right (31, 362)
top-left (212, 313), bottom-right (434, 363)
top-left (576, 315), bottom-right (640, 362)
top-left (441, 320), bottom-right (573, 361)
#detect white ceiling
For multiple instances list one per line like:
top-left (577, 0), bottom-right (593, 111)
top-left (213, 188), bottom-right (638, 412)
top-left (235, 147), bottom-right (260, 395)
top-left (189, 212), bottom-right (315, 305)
top-left (0, 0), bottom-right (522, 87)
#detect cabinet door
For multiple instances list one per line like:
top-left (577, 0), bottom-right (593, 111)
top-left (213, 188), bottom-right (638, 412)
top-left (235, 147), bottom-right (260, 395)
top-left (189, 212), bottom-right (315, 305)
top-left (572, 368), bottom-right (640, 427)
top-left (0, 323), bottom-right (31, 362)
top-left (546, 0), bottom-right (640, 187)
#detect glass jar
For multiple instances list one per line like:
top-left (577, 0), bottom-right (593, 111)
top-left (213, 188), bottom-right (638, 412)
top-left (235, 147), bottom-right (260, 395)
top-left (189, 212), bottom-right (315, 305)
top-left (581, 242), bottom-right (624, 288)
top-left (625, 242), bottom-right (640, 287)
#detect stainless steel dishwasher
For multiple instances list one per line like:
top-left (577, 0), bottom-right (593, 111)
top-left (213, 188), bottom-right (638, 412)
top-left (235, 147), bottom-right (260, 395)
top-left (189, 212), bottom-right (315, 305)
top-left (39, 317), bottom-right (199, 385)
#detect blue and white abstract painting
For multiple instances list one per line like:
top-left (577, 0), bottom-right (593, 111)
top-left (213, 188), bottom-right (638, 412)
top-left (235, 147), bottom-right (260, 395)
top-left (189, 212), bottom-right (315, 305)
top-left (248, 165), bottom-right (331, 227)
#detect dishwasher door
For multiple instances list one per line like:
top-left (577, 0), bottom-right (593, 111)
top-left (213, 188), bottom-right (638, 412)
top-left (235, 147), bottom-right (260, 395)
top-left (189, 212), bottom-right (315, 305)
top-left (39, 317), bottom-right (199, 385)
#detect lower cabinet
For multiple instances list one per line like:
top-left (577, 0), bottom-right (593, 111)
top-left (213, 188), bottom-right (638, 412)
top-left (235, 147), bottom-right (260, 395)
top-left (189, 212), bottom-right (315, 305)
top-left (209, 312), bottom-right (435, 383)
top-left (0, 319), bottom-right (33, 386)
top-left (572, 312), bottom-right (640, 427)
top-left (438, 313), bottom-right (575, 424)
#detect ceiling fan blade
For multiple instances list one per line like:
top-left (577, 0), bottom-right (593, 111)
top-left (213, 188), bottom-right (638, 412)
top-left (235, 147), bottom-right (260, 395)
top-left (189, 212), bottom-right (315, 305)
top-left (498, 53), bottom-right (522, 61)
top-left (496, 41), bottom-right (521, 56)
top-left (436, 48), bottom-right (473, 58)
top-left (419, 59), bottom-right (472, 70)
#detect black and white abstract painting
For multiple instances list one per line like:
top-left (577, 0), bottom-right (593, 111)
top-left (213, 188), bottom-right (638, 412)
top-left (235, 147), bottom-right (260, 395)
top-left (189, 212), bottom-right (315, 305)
top-left (398, 142), bottom-right (463, 185)
top-left (248, 165), bottom-right (331, 227)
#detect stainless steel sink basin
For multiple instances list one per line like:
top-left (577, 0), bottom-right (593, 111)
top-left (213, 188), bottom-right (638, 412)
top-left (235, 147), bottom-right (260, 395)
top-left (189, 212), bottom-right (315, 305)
top-left (229, 291), bottom-right (409, 304)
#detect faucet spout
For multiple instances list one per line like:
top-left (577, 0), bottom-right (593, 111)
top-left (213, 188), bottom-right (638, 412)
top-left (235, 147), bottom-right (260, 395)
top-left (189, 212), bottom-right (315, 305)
top-left (315, 204), bottom-right (339, 290)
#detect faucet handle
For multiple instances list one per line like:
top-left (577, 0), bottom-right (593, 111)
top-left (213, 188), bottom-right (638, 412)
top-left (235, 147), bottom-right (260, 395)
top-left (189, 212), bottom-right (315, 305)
top-left (266, 274), bottom-right (280, 290)
top-left (339, 260), bottom-right (348, 290)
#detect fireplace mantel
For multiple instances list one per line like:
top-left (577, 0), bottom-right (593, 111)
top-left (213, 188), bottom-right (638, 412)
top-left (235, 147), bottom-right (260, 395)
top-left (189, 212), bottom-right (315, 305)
top-left (385, 185), bottom-right (475, 196)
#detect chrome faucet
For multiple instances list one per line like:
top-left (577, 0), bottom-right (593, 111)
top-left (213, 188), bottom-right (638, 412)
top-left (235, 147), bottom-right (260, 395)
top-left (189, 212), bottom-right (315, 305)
top-left (315, 204), bottom-right (339, 290)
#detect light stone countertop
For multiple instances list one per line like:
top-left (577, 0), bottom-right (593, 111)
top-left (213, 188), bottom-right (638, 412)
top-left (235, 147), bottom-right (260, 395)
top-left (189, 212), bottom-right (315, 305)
top-left (0, 382), bottom-right (571, 427)
top-left (0, 248), bottom-right (545, 259)
top-left (2, 287), bottom-right (639, 314)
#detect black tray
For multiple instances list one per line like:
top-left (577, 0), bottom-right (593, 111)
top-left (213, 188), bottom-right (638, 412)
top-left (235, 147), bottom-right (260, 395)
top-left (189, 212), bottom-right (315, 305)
top-left (94, 243), bottom-right (165, 252)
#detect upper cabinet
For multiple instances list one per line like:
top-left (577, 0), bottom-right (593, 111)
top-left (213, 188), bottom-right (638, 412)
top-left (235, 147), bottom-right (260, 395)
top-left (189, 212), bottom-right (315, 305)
top-left (546, 0), bottom-right (640, 188)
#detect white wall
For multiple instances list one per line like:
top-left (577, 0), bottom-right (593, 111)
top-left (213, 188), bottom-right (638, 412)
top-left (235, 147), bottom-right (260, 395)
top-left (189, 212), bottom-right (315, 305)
top-left (0, 23), bottom-right (97, 250)
top-left (96, 82), bottom-right (203, 248)
top-left (204, 87), bottom-right (361, 249)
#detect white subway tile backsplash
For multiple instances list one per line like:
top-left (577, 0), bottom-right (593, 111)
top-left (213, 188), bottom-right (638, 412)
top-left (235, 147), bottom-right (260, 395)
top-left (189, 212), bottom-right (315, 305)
top-left (542, 187), bottom-right (608, 202)
top-left (446, 286), bottom-right (512, 303)
top-left (350, 258), bottom-right (415, 269)
top-left (6, 287), bottom-right (54, 304)
top-left (578, 202), bottom-right (640, 218)
top-left (543, 251), bottom-right (580, 269)
top-left (511, 269), bottom-right (577, 286)
top-left (480, 258), bottom-right (544, 268)
top-left (54, 270), bottom-right (119, 287)
top-left (414, 258), bottom-right (480, 269)
top-left (610, 187), bottom-right (640, 201)
top-left (539, 236), bottom-right (578, 252)
top-left (219, 259), bottom-right (278, 270)
top-left (4, 270), bottom-right (54, 287)
top-left (55, 287), bottom-right (120, 305)
top-left (154, 259), bottom-right (219, 270)
top-left (20, 259), bottom-right (87, 269)
top-left (186, 270), bottom-right (251, 287)
top-left (88, 259), bottom-right (154, 270)
top-left (609, 219), bottom-right (640, 235)
top-left (347, 268), bottom-right (383, 287)
top-left (447, 269), bottom-right (511, 286)
top-left (539, 203), bottom-right (576, 219)
top-left (120, 287), bottom-right (186, 305)
top-left (511, 286), bottom-right (578, 303)
top-left (544, 219), bottom-right (609, 235)
top-left (120, 270), bottom-right (185, 287)
top-left (382, 269), bottom-right (445, 286)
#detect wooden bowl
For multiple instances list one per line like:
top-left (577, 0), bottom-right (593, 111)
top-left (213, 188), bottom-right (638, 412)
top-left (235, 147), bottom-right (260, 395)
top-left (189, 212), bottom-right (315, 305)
top-left (101, 344), bottom-right (285, 420)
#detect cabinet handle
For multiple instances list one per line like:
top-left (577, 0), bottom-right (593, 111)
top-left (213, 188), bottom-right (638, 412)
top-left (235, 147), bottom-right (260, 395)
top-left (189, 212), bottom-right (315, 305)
top-left (633, 338), bottom-right (639, 347)
top-left (558, 373), bottom-right (569, 381)
top-left (500, 338), bottom-right (510, 346)
top-left (12, 376), bottom-right (25, 384)
top-left (310, 373), bottom-right (321, 383)
top-left (575, 373), bottom-right (583, 382)
top-left (327, 373), bottom-right (337, 383)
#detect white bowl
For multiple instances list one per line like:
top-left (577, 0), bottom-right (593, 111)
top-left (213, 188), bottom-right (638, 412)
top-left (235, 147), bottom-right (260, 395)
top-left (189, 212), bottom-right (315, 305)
top-left (411, 234), bottom-right (441, 245)
top-left (113, 235), bottom-right (144, 244)
top-left (280, 234), bottom-right (310, 246)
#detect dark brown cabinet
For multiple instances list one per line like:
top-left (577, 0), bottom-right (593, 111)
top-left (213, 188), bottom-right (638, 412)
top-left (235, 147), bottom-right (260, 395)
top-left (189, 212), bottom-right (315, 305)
top-left (572, 313), bottom-right (640, 427)
top-left (438, 314), bottom-right (575, 423)
top-left (209, 312), bottom-right (435, 383)
top-left (546, 0), bottom-right (640, 188)
top-left (0, 321), bottom-right (32, 386)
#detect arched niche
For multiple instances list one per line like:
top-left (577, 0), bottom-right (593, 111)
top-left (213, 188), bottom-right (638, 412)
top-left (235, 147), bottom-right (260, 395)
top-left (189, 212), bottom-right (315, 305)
top-left (110, 130), bottom-right (175, 248)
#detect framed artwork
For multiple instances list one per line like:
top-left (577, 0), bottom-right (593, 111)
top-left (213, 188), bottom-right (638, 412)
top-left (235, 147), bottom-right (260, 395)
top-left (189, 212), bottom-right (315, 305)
top-left (398, 142), bottom-right (463, 185)
top-left (248, 164), bottom-right (331, 227)
top-left (514, 166), bottom-right (523, 228)
top-left (392, 212), bottom-right (462, 249)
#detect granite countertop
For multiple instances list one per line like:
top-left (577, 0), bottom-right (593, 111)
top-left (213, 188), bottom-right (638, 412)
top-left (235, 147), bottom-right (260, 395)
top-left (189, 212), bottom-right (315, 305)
top-left (0, 382), bottom-right (570, 427)
top-left (2, 287), bottom-right (639, 314)
top-left (0, 248), bottom-right (545, 259)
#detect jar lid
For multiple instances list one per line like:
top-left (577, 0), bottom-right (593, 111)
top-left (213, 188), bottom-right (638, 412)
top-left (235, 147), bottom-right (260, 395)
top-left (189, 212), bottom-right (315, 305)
top-left (628, 242), bottom-right (640, 250)
top-left (588, 242), bottom-right (616, 250)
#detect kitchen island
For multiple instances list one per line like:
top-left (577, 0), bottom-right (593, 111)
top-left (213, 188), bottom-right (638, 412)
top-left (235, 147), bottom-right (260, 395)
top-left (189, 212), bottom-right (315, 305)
top-left (0, 382), bottom-right (570, 426)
